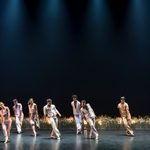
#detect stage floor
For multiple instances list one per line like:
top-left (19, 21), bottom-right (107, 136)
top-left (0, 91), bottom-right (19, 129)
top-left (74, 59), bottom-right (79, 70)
top-left (0, 130), bottom-right (150, 150)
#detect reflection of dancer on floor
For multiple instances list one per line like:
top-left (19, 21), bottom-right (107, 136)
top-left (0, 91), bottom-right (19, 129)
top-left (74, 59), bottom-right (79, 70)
top-left (75, 134), bottom-right (82, 150)
top-left (0, 102), bottom-right (12, 143)
top-left (80, 100), bottom-right (99, 139)
top-left (29, 136), bottom-right (37, 150)
top-left (123, 137), bottom-right (134, 150)
top-left (43, 98), bottom-right (61, 139)
top-left (13, 99), bottom-right (24, 134)
top-left (50, 138), bottom-right (60, 150)
top-left (71, 95), bottom-right (82, 134)
top-left (28, 98), bottom-right (40, 136)
top-left (117, 96), bottom-right (134, 136)
top-left (15, 134), bottom-right (23, 150)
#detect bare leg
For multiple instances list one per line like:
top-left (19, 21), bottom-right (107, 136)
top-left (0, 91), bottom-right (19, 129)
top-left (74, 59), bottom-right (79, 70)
top-left (2, 123), bottom-right (8, 143)
top-left (7, 119), bottom-right (12, 139)
top-left (122, 117), bottom-right (134, 136)
top-left (88, 117), bottom-right (99, 139)
top-left (32, 125), bottom-right (37, 136)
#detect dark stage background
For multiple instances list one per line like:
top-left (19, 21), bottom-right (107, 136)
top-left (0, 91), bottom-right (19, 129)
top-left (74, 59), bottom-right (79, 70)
top-left (0, 0), bottom-right (150, 117)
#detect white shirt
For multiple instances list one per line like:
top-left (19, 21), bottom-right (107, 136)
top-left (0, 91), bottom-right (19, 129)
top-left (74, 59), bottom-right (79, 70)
top-left (43, 104), bottom-right (59, 118)
top-left (81, 103), bottom-right (95, 119)
top-left (71, 100), bottom-right (81, 115)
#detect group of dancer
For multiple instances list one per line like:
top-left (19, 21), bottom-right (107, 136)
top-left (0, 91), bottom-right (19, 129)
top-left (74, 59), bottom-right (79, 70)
top-left (0, 95), bottom-right (134, 143)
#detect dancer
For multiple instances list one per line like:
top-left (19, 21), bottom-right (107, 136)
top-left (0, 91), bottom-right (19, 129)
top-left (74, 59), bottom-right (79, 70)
top-left (28, 98), bottom-right (40, 136)
top-left (117, 96), bottom-right (134, 136)
top-left (43, 98), bottom-right (61, 139)
top-left (71, 95), bottom-right (82, 134)
top-left (13, 99), bottom-right (24, 134)
top-left (80, 100), bottom-right (99, 139)
top-left (0, 102), bottom-right (12, 143)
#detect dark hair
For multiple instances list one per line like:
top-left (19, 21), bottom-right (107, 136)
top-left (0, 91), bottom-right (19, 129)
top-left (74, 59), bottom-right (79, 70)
top-left (13, 99), bottom-right (18, 103)
top-left (28, 98), bottom-right (34, 105)
top-left (72, 95), bottom-right (78, 99)
top-left (47, 98), bottom-right (52, 103)
top-left (81, 100), bottom-right (88, 110)
top-left (81, 100), bottom-right (86, 103)
top-left (120, 96), bottom-right (126, 100)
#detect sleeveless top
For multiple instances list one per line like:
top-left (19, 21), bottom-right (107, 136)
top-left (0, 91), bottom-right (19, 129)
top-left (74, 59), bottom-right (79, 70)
top-left (13, 103), bottom-right (23, 117)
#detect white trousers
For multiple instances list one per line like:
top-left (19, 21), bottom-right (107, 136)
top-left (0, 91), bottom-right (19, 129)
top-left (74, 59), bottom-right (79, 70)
top-left (15, 114), bottom-right (24, 133)
top-left (47, 117), bottom-right (60, 138)
top-left (86, 117), bottom-right (98, 138)
top-left (74, 114), bottom-right (82, 133)
top-left (51, 117), bottom-right (59, 137)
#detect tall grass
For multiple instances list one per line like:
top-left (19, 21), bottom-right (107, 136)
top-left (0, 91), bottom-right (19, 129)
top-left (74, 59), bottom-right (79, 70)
top-left (9, 116), bottom-right (150, 130)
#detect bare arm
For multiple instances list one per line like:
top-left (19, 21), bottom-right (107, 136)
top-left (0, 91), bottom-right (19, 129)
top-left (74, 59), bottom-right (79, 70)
top-left (0, 111), bottom-right (4, 123)
top-left (55, 107), bottom-right (61, 117)
top-left (125, 104), bottom-right (130, 114)
top-left (34, 104), bottom-right (39, 117)
top-left (6, 107), bottom-right (11, 118)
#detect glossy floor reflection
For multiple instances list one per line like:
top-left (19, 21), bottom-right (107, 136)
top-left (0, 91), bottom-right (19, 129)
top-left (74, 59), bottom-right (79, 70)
top-left (0, 130), bottom-right (150, 150)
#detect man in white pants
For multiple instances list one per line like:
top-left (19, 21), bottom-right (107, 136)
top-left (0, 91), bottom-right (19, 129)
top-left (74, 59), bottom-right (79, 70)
top-left (13, 99), bottom-right (24, 134)
top-left (71, 95), bottom-right (82, 134)
top-left (43, 98), bottom-right (61, 139)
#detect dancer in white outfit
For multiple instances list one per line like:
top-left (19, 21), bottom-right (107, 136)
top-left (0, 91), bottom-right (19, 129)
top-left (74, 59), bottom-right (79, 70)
top-left (0, 102), bottom-right (12, 143)
top-left (80, 100), bottom-right (99, 139)
top-left (13, 99), bottom-right (24, 134)
top-left (28, 98), bottom-right (40, 136)
top-left (43, 98), bottom-right (61, 139)
top-left (71, 95), bottom-right (82, 134)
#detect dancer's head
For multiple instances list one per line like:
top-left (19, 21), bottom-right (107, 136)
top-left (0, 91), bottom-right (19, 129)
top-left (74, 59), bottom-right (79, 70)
top-left (120, 96), bottom-right (126, 104)
top-left (0, 102), bottom-right (5, 109)
top-left (28, 98), bottom-right (34, 105)
top-left (13, 99), bottom-right (18, 105)
top-left (81, 100), bottom-right (86, 107)
top-left (72, 95), bottom-right (78, 101)
top-left (47, 98), bottom-right (52, 106)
